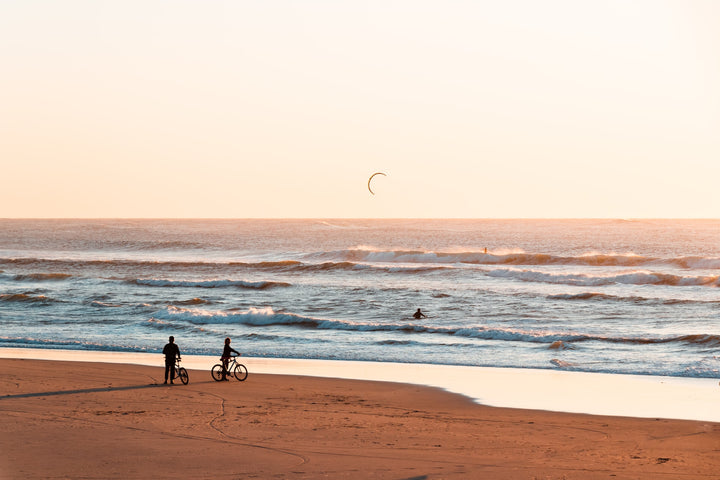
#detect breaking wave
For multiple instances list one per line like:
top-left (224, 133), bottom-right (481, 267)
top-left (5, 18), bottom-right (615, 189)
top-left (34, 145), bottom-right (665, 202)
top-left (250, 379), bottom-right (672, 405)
top-left (0, 293), bottom-right (59, 304)
top-left (151, 306), bottom-right (720, 349)
top-left (311, 248), bottom-right (720, 269)
top-left (6, 250), bottom-right (719, 278)
top-left (547, 292), bottom-right (720, 305)
top-left (0, 256), bottom-right (447, 275)
top-left (488, 268), bottom-right (719, 287)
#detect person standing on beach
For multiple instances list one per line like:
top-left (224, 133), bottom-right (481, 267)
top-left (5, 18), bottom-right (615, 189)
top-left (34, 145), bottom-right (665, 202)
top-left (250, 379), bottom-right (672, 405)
top-left (221, 337), bottom-right (240, 381)
top-left (162, 336), bottom-right (181, 384)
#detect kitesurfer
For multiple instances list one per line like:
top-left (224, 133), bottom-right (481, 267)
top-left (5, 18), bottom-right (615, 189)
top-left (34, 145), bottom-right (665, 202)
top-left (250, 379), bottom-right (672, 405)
top-left (368, 172), bottom-right (386, 195)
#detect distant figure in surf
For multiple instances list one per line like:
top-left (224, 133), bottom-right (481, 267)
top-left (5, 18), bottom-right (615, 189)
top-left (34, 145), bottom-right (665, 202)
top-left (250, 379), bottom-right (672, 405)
top-left (221, 337), bottom-right (240, 381)
top-left (413, 308), bottom-right (426, 319)
top-left (162, 336), bottom-right (181, 384)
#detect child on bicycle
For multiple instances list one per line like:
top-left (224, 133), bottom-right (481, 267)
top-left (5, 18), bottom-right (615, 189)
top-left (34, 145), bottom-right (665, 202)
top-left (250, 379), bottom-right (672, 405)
top-left (221, 337), bottom-right (240, 381)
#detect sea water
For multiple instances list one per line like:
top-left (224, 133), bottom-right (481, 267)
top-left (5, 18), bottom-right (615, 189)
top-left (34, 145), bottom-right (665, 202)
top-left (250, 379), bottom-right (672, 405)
top-left (1, 219), bottom-right (719, 380)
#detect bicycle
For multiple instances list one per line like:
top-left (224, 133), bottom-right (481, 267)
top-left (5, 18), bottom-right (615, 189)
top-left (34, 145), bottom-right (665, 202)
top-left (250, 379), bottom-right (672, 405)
top-left (211, 355), bottom-right (248, 382)
top-left (171, 358), bottom-right (189, 385)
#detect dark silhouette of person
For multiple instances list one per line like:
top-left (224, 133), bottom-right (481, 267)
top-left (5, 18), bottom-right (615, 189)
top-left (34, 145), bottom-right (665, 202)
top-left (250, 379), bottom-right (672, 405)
top-left (413, 308), bottom-right (426, 319)
top-left (221, 337), bottom-right (240, 381)
top-left (162, 336), bottom-right (181, 384)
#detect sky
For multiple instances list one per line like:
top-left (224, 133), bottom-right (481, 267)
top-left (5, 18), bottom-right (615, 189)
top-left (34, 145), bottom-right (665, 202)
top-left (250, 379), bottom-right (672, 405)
top-left (1, 0), bottom-right (719, 218)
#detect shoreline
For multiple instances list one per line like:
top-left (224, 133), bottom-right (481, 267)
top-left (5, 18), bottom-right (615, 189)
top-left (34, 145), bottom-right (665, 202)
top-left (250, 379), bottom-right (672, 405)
top-left (2, 347), bottom-right (719, 422)
top-left (2, 356), bottom-right (719, 479)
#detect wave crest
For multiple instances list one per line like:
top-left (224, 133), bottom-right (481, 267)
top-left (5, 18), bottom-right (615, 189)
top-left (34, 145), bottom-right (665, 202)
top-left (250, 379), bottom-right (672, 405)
top-left (132, 279), bottom-right (290, 289)
top-left (547, 292), bottom-right (720, 305)
top-left (13, 273), bottom-right (72, 281)
top-left (0, 293), bottom-right (57, 304)
top-left (172, 298), bottom-right (211, 306)
top-left (150, 306), bottom-right (720, 351)
top-left (312, 248), bottom-right (720, 269)
top-left (489, 268), bottom-right (719, 287)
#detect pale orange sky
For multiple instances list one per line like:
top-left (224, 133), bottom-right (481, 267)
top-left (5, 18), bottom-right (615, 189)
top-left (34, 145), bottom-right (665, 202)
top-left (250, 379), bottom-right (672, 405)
top-left (1, 0), bottom-right (719, 218)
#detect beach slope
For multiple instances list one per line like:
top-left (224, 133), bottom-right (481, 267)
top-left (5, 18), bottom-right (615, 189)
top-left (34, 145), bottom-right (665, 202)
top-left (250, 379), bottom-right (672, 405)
top-left (1, 358), bottom-right (718, 479)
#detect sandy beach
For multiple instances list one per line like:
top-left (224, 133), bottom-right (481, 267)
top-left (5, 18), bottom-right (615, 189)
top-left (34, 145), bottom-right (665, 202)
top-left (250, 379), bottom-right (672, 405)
top-left (1, 358), bottom-right (719, 479)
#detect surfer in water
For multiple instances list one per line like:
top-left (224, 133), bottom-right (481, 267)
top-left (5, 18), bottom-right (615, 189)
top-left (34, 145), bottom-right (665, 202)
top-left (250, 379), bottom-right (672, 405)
top-left (413, 308), bottom-right (426, 319)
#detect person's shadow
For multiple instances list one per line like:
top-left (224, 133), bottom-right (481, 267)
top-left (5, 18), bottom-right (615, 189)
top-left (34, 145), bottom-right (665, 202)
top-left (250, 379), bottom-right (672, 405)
top-left (0, 383), bottom-right (166, 400)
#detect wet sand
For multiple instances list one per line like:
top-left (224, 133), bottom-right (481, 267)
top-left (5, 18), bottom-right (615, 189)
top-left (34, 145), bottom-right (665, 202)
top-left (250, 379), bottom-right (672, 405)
top-left (2, 348), bottom-right (719, 422)
top-left (1, 358), bottom-right (719, 479)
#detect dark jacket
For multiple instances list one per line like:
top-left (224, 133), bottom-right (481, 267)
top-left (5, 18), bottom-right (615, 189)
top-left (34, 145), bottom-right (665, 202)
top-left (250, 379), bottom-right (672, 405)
top-left (163, 342), bottom-right (180, 362)
top-left (222, 344), bottom-right (239, 358)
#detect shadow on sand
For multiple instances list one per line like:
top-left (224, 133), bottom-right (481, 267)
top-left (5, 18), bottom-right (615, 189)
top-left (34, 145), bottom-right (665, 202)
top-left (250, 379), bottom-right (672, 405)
top-left (0, 383), bottom-right (172, 400)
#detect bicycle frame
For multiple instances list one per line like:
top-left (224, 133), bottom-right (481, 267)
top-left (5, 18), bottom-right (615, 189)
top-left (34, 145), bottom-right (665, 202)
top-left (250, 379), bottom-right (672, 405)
top-left (211, 355), bottom-right (248, 382)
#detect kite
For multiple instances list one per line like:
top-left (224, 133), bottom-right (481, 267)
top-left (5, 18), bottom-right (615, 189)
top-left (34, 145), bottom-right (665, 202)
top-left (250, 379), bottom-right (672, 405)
top-left (367, 172), bottom-right (387, 195)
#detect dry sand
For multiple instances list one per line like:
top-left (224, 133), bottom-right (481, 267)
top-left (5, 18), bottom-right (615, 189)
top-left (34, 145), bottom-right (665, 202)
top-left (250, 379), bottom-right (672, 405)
top-left (1, 358), bottom-right (719, 479)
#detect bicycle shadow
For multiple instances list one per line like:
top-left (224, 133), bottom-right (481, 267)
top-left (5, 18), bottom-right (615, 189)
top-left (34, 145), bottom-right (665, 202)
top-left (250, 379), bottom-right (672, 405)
top-left (1, 383), bottom-right (166, 400)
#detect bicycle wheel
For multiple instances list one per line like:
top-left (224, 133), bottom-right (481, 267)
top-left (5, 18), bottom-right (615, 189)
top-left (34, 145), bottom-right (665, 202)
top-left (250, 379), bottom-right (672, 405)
top-left (211, 364), bottom-right (225, 382)
top-left (233, 363), bottom-right (248, 381)
top-left (178, 367), bottom-right (189, 385)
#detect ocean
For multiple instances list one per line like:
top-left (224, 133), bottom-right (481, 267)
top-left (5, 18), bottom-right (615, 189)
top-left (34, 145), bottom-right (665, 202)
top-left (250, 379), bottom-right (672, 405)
top-left (1, 219), bottom-right (719, 380)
